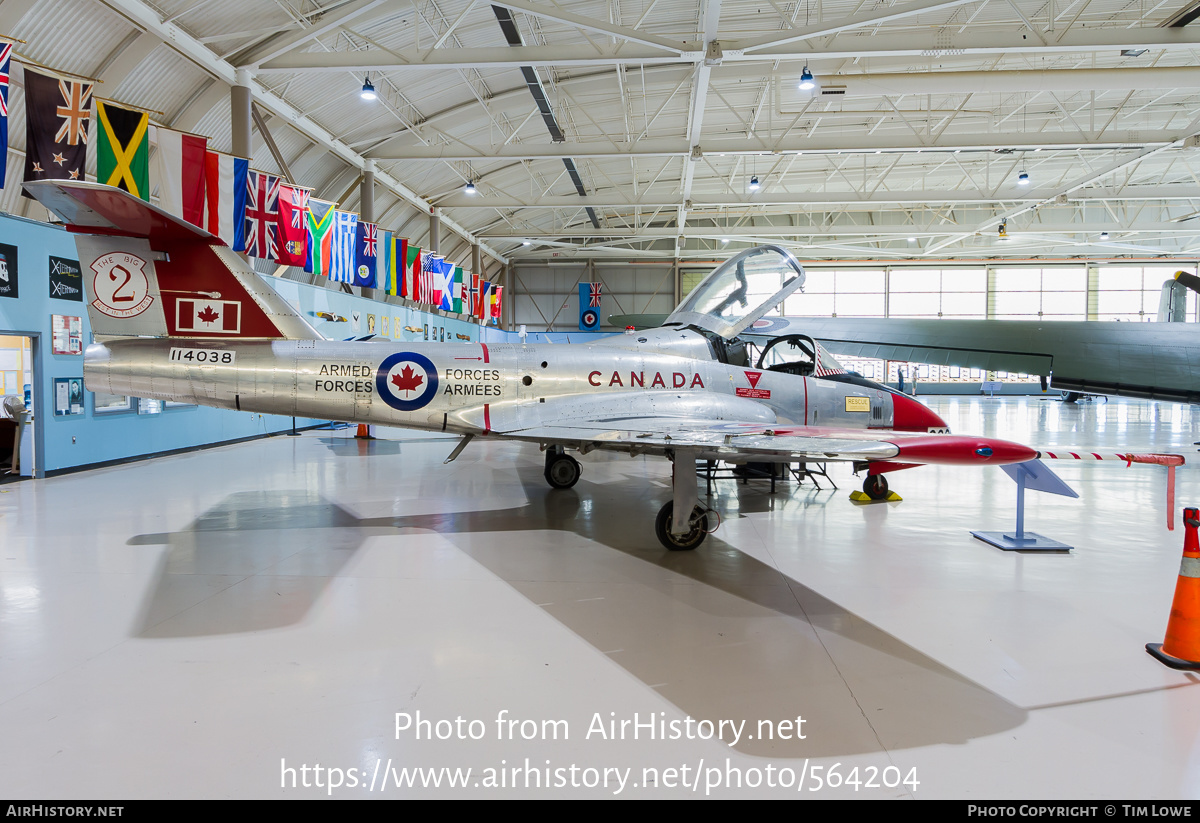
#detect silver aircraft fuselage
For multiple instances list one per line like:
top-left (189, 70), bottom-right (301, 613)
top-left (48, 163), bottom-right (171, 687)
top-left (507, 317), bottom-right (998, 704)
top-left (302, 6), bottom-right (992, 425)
top-left (83, 328), bottom-right (934, 445)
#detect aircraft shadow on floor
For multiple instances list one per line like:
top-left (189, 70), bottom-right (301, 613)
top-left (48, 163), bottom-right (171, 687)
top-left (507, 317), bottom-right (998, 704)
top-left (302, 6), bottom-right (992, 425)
top-left (124, 459), bottom-right (1025, 755)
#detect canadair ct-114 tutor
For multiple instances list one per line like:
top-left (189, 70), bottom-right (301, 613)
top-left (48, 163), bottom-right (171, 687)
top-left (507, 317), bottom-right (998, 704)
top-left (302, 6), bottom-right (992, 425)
top-left (27, 181), bottom-right (1038, 551)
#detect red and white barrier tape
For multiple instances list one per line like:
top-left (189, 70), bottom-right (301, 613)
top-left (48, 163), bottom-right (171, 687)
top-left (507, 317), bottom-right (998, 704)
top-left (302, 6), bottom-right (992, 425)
top-left (1038, 450), bottom-right (1186, 529)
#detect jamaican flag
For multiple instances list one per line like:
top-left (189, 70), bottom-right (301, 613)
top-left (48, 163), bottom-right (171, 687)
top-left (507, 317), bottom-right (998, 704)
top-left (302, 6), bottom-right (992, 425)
top-left (96, 101), bottom-right (149, 199)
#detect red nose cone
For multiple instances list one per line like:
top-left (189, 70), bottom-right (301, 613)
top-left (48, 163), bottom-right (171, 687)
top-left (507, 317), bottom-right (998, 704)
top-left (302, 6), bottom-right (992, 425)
top-left (891, 436), bottom-right (1038, 466)
top-left (891, 392), bottom-right (949, 432)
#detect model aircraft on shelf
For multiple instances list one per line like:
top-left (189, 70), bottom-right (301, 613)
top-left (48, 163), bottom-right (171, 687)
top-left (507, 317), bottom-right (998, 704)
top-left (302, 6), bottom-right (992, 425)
top-left (26, 180), bottom-right (1039, 550)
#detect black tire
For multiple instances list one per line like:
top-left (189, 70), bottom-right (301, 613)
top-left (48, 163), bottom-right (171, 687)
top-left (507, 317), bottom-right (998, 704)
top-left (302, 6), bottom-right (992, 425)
top-left (655, 501), bottom-right (708, 551)
top-left (1061, 391), bottom-right (1081, 404)
top-left (863, 474), bottom-right (889, 501)
top-left (544, 453), bottom-right (581, 489)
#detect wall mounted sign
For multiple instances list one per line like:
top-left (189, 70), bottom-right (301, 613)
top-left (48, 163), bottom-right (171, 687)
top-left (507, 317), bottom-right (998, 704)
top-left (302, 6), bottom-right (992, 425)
top-left (48, 256), bottom-right (83, 302)
top-left (0, 243), bottom-right (17, 299)
top-left (54, 377), bottom-right (83, 416)
top-left (51, 314), bottom-right (83, 355)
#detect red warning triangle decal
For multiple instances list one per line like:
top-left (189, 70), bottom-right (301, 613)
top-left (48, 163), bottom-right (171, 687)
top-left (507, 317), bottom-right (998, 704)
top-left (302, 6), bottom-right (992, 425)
top-left (745, 370), bottom-right (763, 388)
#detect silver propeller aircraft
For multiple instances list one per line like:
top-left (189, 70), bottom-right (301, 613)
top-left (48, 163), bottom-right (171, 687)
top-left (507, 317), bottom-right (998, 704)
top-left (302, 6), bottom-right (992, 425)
top-left (28, 181), bottom-right (1038, 550)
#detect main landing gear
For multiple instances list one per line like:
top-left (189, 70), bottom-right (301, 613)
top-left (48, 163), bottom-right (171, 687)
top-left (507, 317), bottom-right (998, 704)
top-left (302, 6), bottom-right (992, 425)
top-left (654, 501), bottom-right (710, 551)
top-left (543, 448), bottom-right (581, 489)
top-left (862, 473), bottom-right (889, 501)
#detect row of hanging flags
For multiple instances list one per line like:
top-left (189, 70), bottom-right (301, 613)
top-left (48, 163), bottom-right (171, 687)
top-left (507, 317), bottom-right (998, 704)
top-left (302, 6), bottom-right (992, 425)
top-left (0, 49), bottom-right (502, 323)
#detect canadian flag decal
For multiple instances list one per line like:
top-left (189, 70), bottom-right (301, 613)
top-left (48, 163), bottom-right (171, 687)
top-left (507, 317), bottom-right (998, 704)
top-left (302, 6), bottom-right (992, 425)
top-left (176, 299), bottom-right (242, 334)
top-left (745, 371), bottom-right (763, 388)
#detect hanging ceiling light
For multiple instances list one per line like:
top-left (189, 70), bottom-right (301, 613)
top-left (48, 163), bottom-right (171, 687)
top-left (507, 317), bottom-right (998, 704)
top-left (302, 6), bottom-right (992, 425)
top-left (749, 175), bottom-right (761, 191)
top-left (522, 240), bottom-right (531, 246)
top-left (360, 76), bottom-right (377, 100)
top-left (1017, 170), bottom-right (1030, 185)
top-left (798, 66), bottom-right (815, 90)
top-left (1100, 231), bottom-right (1110, 240)
top-left (464, 180), bottom-right (476, 195)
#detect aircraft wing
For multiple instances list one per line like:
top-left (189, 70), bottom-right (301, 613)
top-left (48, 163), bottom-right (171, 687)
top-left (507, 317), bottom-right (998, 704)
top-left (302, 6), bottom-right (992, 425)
top-left (489, 391), bottom-right (1035, 466)
top-left (745, 316), bottom-right (1200, 403)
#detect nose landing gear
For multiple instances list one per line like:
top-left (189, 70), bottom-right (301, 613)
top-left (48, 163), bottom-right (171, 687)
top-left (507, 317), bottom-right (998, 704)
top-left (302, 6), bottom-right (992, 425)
top-left (862, 473), bottom-right (889, 501)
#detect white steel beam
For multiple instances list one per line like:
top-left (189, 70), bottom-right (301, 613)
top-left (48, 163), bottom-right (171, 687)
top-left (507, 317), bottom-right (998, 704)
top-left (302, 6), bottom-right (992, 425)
top-left (236, 0), bottom-right (396, 68)
top-left (248, 26), bottom-right (1200, 73)
top-left (481, 222), bottom-right (1199, 239)
top-left (729, 0), bottom-right (985, 53)
top-left (432, 185), bottom-right (1200, 209)
top-left (369, 130), bottom-right (1186, 161)
top-left (489, 0), bottom-right (699, 54)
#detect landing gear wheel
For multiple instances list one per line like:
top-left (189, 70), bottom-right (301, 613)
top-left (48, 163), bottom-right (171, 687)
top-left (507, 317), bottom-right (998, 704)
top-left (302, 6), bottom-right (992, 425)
top-left (863, 474), bottom-right (889, 501)
top-left (544, 453), bottom-right (581, 489)
top-left (655, 501), bottom-right (709, 551)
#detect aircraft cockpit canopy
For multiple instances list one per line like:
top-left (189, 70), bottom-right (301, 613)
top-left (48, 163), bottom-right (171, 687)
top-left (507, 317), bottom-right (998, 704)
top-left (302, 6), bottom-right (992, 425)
top-left (664, 245), bottom-right (807, 340)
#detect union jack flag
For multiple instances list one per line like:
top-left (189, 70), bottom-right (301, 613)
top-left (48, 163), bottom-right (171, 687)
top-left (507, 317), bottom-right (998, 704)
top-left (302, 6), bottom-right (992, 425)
top-left (588, 282), bottom-right (602, 307)
top-left (54, 79), bottom-right (92, 146)
top-left (361, 223), bottom-right (377, 256)
top-left (290, 186), bottom-right (308, 229)
top-left (0, 43), bottom-right (10, 189)
top-left (0, 43), bottom-right (11, 118)
top-left (243, 170), bottom-right (280, 260)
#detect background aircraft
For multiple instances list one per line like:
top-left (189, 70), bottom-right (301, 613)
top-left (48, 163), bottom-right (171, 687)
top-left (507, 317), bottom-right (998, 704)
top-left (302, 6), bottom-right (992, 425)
top-left (614, 272), bottom-right (1200, 404)
top-left (28, 181), bottom-right (1037, 551)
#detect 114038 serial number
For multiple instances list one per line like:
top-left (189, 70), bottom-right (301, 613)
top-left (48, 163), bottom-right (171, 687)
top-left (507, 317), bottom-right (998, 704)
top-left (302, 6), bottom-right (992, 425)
top-left (169, 347), bottom-right (235, 365)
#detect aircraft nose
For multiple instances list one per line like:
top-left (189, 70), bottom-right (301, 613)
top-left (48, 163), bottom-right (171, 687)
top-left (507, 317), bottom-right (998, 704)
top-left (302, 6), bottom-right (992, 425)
top-left (891, 391), bottom-right (950, 432)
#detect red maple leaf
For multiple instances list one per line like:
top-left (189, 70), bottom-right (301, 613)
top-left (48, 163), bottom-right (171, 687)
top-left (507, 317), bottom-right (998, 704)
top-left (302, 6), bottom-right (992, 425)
top-left (391, 364), bottom-right (424, 394)
top-left (197, 305), bottom-right (220, 324)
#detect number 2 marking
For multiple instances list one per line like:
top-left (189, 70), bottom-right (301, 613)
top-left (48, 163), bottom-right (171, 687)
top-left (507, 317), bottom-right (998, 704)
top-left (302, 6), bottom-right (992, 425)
top-left (109, 266), bottom-right (134, 302)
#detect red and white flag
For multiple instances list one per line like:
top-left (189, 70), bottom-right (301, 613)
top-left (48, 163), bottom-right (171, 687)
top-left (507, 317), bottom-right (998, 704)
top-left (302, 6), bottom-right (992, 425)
top-left (152, 126), bottom-right (206, 228)
top-left (176, 299), bottom-right (242, 334)
top-left (276, 183), bottom-right (309, 267)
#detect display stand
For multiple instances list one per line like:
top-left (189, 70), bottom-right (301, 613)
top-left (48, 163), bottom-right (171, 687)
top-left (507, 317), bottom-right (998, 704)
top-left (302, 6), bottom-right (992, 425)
top-left (971, 459), bottom-right (1076, 552)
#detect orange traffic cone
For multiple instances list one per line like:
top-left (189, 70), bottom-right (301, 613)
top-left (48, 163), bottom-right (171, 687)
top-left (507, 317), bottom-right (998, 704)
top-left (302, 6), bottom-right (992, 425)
top-left (355, 424), bottom-right (372, 439)
top-left (1147, 507), bottom-right (1200, 670)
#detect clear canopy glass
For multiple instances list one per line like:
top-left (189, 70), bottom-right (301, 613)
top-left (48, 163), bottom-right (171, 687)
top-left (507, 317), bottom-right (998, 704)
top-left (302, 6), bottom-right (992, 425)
top-left (666, 245), bottom-right (807, 339)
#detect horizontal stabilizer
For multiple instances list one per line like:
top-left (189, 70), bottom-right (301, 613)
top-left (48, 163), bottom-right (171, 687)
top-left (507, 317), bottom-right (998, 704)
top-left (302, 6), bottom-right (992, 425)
top-left (23, 180), bottom-right (218, 244)
top-left (1000, 459), bottom-right (1078, 498)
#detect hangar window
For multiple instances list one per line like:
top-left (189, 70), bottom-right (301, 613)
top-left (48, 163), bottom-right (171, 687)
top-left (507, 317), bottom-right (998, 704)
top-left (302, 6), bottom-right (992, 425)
top-left (889, 268), bottom-right (986, 318)
top-left (1096, 265), bottom-right (1195, 322)
top-left (992, 267), bottom-right (1086, 321)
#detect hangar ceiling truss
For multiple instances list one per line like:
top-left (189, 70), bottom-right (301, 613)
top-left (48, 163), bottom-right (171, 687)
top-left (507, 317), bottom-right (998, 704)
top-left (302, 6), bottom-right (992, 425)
top-left (2, 0), bottom-right (1200, 262)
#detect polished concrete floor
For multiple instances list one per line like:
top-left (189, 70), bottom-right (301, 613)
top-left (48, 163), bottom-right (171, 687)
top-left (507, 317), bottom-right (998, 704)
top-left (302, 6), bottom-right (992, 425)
top-left (1, 396), bottom-right (1198, 798)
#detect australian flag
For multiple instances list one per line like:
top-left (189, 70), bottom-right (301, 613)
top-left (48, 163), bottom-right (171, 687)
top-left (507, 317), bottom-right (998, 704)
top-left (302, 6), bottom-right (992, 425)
top-left (243, 170), bottom-right (280, 260)
top-left (353, 221), bottom-right (378, 288)
top-left (0, 43), bottom-right (10, 189)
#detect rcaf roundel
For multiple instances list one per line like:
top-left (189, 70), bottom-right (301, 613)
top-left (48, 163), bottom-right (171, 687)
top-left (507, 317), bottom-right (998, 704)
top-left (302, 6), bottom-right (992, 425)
top-left (751, 317), bottom-right (789, 334)
top-left (377, 351), bottom-right (439, 411)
